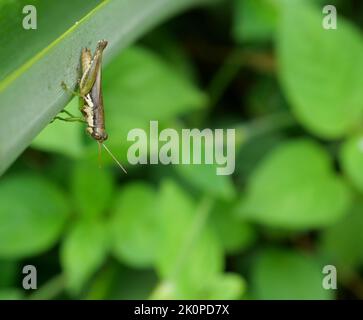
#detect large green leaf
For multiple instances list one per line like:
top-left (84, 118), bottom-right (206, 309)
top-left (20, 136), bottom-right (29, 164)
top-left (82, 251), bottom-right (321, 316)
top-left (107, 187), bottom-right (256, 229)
top-left (71, 160), bottom-right (115, 219)
top-left (205, 273), bottom-right (245, 300)
top-left (61, 220), bottom-right (108, 294)
top-left (0, 174), bottom-right (69, 258)
top-left (104, 46), bottom-right (206, 121)
top-left (252, 248), bottom-right (332, 300)
top-left (175, 164), bottom-right (235, 200)
top-left (210, 200), bottom-right (256, 254)
top-left (235, 131), bottom-right (286, 182)
top-left (155, 180), bottom-right (223, 298)
top-left (0, 0), bottom-right (101, 82)
top-left (110, 182), bottom-right (159, 268)
top-left (239, 139), bottom-right (352, 229)
top-left (0, 0), bottom-right (215, 176)
top-left (277, 0), bottom-right (363, 138)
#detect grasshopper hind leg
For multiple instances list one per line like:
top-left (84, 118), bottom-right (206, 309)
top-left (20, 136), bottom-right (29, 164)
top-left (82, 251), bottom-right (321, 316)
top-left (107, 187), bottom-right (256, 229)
top-left (51, 104), bottom-right (86, 124)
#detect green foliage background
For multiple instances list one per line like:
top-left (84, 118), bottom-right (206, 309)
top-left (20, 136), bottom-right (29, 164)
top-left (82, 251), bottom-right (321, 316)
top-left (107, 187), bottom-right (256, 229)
top-left (1, 0), bottom-right (363, 300)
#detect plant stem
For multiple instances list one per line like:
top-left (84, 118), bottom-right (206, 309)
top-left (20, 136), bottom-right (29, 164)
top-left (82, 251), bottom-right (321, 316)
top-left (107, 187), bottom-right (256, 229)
top-left (149, 196), bottom-right (214, 299)
top-left (172, 196), bottom-right (214, 279)
top-left (208, 50), bottom-right (244, 109)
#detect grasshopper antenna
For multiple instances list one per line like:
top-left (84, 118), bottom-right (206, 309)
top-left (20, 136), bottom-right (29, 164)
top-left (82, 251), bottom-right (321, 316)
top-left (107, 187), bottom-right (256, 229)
top-left (102, 143), bottom-right (128, 174)
top-left (97, 141), bottom-right (102, 168)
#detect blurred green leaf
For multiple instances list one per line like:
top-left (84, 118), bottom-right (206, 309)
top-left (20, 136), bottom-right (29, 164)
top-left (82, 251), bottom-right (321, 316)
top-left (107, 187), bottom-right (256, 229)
top-left (246, 76), bottom-right (288, 117)
top-left (0, 289), bottom-right (23, 300)
top-left (71, 160), bottom-right (115, 219)
top-left (61, 220), bottom-right (108, 294)
top-left (278, 0), bottom-right (363, 138)
top-left (155, 180), bottom-right (223, 298)
top-left (92, 261), bottom-right (157, 300)
top-left (142, 29), bottom-right (198, 82)
top-left (110, 182), bottom-right (159, 268)
top-left (239, 139), bottom-right (352, 229)
top-left (205, 273), bottom-right (246, 299)
top-left (233, 0), bottom-right (277, 43)
top-left (175, 164), bottom-right (235, 200)
top-left (0, 261), bottom-right (18, 288)
top-left (104, 46), bottom-right (206, 121)
top-left (252, 248), bottom-right (332, 299)
top-left (210, 200), bottom-right (256, 254)
top-left (235, 131), bottom-right (285, 183)
top-left (0, 174), bottom-right (69, 258)
top-left (319, 201), bottom-right (363, 276)
top-left (172, 131), bottom-right (236, 200)
top-left (340, 134), bottom-right (363, 193)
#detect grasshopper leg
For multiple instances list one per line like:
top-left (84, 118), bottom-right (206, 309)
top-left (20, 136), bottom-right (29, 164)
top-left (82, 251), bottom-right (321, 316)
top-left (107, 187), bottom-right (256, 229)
top-left (60, 109), bottom-right (79, 118)
top-left (51, 116), bottom-right (86, 124)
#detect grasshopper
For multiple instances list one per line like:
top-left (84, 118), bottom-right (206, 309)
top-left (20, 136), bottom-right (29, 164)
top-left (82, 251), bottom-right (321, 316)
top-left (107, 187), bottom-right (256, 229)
top-left (56, 40), bottom-right (127, 174)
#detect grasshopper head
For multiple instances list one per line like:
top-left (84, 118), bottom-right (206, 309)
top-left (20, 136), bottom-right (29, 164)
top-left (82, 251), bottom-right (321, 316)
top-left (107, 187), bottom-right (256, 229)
top-left (87, 127), bottom-right (108, 143)
top-left (92, 130), bottom-right (108, 143)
